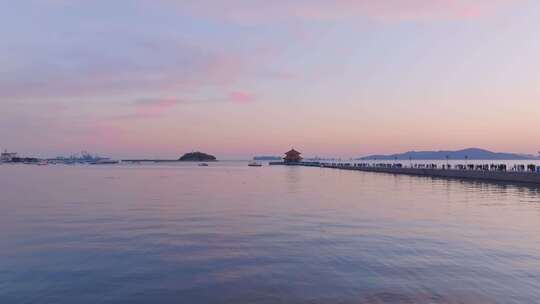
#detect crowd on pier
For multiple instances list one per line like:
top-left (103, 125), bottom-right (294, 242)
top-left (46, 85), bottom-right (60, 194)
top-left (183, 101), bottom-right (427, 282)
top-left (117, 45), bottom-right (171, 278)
top-left (321, 162), bottom-right (540, 173)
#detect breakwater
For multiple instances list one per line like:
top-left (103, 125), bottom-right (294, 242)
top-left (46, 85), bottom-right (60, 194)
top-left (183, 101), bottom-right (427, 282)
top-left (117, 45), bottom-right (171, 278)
top-left (270, 162), bottom-right (540, 185)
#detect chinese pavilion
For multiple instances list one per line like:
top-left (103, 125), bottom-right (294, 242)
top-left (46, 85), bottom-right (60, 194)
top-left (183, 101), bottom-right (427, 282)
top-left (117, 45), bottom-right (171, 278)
top-left (283, 149), bottom-right (302, 163)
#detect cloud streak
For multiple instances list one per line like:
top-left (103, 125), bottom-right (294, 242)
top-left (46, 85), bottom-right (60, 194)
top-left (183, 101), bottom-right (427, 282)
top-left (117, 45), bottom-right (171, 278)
top-left (174, 0), bottom-right (518, 24)
top-left (0, 41), bottom-right (245, 100)
top-left (108, 90), bottom-right (256, 120)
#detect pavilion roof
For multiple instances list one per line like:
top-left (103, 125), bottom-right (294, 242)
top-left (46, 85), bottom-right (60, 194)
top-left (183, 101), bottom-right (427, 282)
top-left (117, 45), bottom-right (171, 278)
top-left (285, 149), bottom-right (301, 155)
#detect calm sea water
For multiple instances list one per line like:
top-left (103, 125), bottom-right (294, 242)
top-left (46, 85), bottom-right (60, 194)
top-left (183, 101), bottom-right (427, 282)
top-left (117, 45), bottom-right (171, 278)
top-left (1, 161), bottom-right (540, 303)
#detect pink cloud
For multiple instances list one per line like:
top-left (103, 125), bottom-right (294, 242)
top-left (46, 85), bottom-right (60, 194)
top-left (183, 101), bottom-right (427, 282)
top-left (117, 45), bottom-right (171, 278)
top-left (174, 0), bottom-right (519, 24)
top-left (135, 98), bottom-right (180, 109)
top-left (295, 0), bottom-right (513, 21)
top-left (229, 91), bottom-right (255, 103)
top-left (123, 97), bottom-right (182, 119)
top-left (108, 91), bottom-right (256, 121)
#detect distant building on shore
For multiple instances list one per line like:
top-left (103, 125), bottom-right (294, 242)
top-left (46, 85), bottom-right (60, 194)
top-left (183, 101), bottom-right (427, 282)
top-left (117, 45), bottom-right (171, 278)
top-left (1, 150), bottom-right (17, 162)
top-left (284, 149), bottom-right (302, 163)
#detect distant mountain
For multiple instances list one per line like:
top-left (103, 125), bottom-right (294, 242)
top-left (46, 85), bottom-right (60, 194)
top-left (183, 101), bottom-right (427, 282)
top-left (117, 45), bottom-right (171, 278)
top-left (179, 152), bottom-right (217, 161)
top-left (358, 148), bottom-right (539, 160)
top-left (253, 156), bottom-right (282, 161)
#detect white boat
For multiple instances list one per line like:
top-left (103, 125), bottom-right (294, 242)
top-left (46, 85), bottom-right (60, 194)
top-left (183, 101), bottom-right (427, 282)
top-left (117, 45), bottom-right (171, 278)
top-left (37, 160), bottom-right (48, 166)
top-left (198, 163), bottom-right (209, 167)
top-left (248, 161), bottom-right (263, 167)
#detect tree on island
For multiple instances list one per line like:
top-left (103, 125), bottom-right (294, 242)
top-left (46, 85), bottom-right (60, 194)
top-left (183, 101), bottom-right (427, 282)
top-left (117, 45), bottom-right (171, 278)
top-left (178, 152), bottom-right (217, 161)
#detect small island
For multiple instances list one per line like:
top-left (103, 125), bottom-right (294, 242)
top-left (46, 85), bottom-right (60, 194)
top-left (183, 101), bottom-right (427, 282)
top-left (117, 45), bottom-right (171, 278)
top-left (178, 152), bottom-right (217, 162)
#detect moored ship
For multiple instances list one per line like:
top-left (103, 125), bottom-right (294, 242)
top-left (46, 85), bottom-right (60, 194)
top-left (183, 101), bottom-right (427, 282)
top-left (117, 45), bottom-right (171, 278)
top-left (1, 149), bottom-right (18, 163)
top-left (248, 161), bottom-right (262, 167)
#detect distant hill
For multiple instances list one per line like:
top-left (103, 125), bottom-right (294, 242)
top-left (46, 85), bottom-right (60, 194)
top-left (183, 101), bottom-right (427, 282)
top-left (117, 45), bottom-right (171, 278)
top-left (253, 156), bottom-right (282, 161)
top-left (358, 148), bottom-right (539, 160)
top-left (179, 152), bottom-right (217, 161)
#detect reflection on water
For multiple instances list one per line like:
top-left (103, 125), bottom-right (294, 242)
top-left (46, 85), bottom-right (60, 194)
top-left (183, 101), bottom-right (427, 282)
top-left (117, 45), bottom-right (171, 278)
top-left (285, 166), bottom-right (302, 194)
top-left (1, 162), bottom-right (540, 303)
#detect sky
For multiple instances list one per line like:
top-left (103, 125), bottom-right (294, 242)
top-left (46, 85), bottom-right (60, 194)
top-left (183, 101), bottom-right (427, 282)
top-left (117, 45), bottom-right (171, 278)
top-left (1, 0), bottom-right (540, 159)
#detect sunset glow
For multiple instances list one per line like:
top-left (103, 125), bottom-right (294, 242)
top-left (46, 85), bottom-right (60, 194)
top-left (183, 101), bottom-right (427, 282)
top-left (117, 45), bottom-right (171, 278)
top-left (2, 0), bottom-right (539, 159)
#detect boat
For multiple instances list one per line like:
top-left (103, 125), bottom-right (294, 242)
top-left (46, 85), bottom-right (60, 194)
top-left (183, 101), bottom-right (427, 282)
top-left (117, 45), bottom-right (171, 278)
top-left (37, 160), bottom-right (48, 166)
top-left (248, 161), bottom-right (263, 167)
top-left (198, 163), bottom-right (209, 167)
top-left (1, 150), bottom-right (17, 163)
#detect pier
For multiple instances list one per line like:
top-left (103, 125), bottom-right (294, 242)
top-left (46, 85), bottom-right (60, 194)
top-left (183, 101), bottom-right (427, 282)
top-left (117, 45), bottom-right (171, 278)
top-left (320, 163), bottom-right (540, 185)
top-left (270, 160), bottom-right (540, 185)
